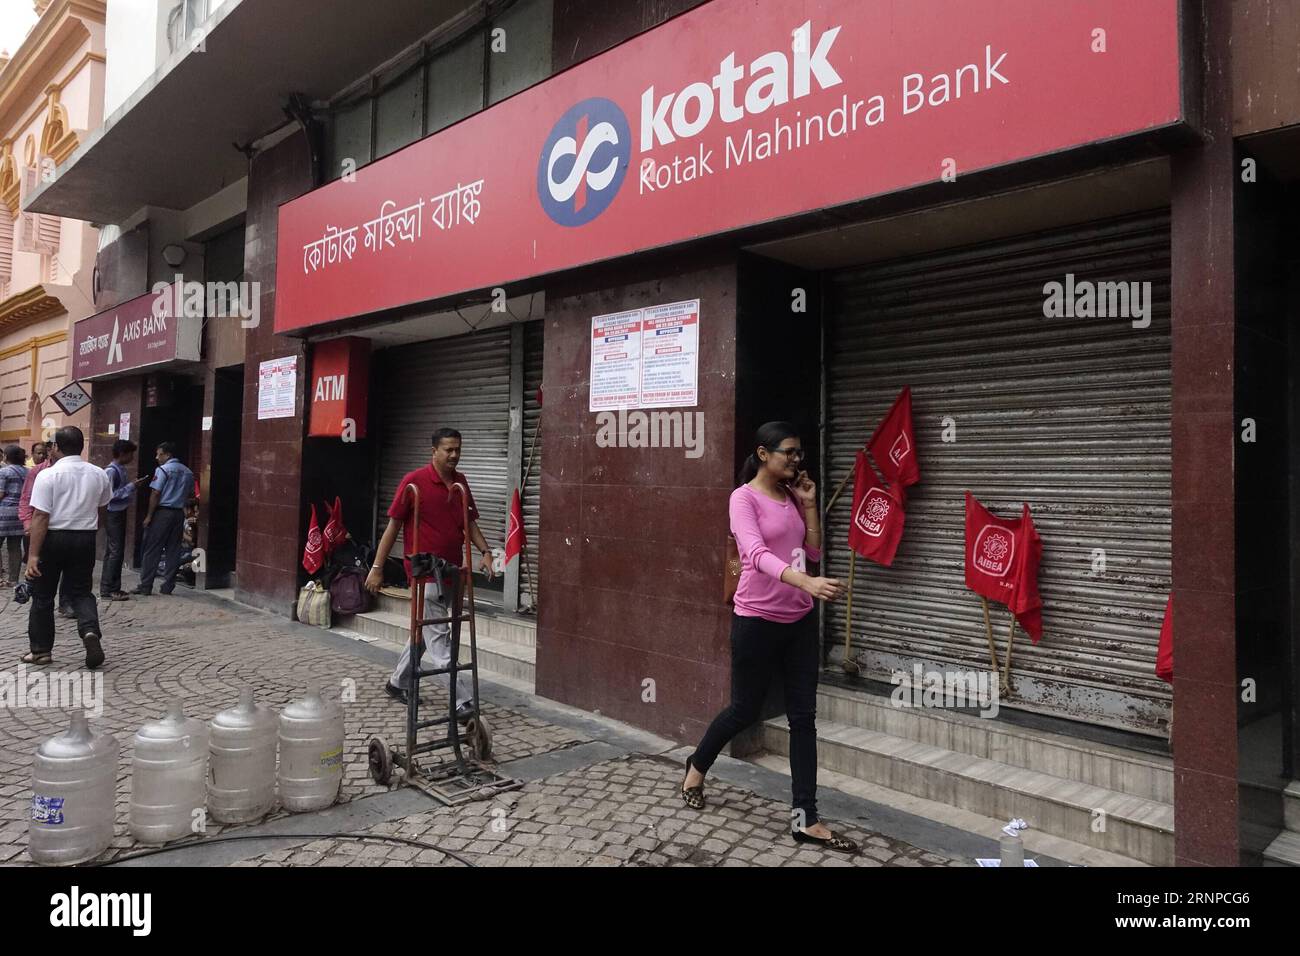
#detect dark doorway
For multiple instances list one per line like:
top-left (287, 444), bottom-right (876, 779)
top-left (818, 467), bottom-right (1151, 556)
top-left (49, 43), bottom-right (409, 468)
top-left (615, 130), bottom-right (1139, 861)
top-left (204, 365), bottom-right (244, 588)
top-left (133, 374), bottom-right (203, 572)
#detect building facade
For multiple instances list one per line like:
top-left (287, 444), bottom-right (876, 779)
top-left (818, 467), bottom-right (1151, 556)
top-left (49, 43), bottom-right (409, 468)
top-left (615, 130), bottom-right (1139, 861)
top-left (25, 0), bottom-right (1300, 866)
top-left (0, 0), bottom-right (106, 448)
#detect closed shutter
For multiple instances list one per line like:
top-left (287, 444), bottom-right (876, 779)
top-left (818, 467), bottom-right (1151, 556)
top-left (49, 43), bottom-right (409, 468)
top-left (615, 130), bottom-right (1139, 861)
top-left (521, 319), bottom-right (543, 608)
top-left (824, 210), bottom-right (1171, 735)
top-left (376, 327), bottom-right (512, 558)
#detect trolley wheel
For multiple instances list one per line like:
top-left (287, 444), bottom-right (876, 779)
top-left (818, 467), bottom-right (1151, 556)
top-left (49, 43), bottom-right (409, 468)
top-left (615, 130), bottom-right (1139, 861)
top-left (368, 737), bottom-right (393, 785)
top-left (465, 715), bottom-right (492, 761)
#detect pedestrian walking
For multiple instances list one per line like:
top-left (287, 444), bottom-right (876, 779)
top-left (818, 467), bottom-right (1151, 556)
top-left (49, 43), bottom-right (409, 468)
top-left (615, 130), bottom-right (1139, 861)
top-left (133, 442), bottom-right (195, 596)
top-left (21, 426), bottom-right (112, 669)
top-left (364, 428), bottom-right (495, 712)
top-left (101, 439), bottom-right (145, 600)
top-left (680, 421), bottom-right (858, 853)
top-left (0, 445), bottom-right (29, 587)
top-left (18, 442), bottom-right (71, 617)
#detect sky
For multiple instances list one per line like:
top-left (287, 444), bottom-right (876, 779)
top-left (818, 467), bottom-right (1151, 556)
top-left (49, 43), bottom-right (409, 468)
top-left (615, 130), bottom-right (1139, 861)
top-left (0, 0), bottom-right (39, 60)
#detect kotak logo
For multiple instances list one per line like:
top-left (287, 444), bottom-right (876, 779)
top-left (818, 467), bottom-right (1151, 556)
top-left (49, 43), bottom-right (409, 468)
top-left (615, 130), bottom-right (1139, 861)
top-left (640, 20), bottom-right (843, 152)
top-left (538, 98), bottom-right (631, 227)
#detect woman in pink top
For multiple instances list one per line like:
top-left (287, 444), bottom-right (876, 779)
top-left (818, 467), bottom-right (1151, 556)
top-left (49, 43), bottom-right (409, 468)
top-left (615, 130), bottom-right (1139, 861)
top-left (680, 422), bottom-right (857, 854)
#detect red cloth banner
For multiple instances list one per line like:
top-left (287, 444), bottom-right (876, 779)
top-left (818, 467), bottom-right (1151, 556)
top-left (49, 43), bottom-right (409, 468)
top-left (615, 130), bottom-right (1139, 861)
top-left (847, 451), bottom-right (906, 566)
top-left (302, 504), bottom-right (324, 574)
top-left (505, 488), bottom-right (526, 565)
top-left (964, 493), bottom-right (1043, 642)
top-left (1156, 594), bottom-right (1173, 683)
top-left (867, 386), bottom-right (920, 489)
top-left (322, 496), bottom-right (347, 554)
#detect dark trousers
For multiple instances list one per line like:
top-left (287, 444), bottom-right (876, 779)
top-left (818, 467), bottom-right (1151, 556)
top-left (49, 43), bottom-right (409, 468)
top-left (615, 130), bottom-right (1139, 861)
top-left (100, 509), bottom-right (128, 596)
top-left (28, 530), bottom-right (100, 654)
top-left (22, 535), bottom-right (69, 610)
top-left (137, 507), bottom-right (185, 594)
top-left (691, 611), bottom-right (821, 827)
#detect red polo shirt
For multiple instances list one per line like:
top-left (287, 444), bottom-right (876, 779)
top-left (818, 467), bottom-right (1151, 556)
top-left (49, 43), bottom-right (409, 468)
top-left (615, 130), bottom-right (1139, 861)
top-left (388, 465), bottom-right (479, 566)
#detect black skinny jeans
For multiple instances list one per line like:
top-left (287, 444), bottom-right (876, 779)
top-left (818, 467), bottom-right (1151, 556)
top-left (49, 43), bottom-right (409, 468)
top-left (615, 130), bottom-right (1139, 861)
top-left (691, 610), bottom-right (820, 827)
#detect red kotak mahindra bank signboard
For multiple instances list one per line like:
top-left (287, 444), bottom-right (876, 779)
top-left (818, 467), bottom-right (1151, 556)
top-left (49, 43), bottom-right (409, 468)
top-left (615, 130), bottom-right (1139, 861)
top-left (274, 0), bottom-right (1182, 333)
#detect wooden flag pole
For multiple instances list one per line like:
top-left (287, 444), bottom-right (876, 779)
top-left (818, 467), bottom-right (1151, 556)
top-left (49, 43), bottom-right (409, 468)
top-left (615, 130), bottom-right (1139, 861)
top-left (841, 550), bottom-right (859, 674)
top-left (1001, 616), bottom-right (1017, 698)
top-left (824, 465), bottom-right (855, 518)
top-left (980, 596), bottom-right (1001, 675)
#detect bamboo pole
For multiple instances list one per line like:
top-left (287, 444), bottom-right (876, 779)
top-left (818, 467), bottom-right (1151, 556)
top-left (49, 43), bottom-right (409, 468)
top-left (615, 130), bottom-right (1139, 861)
top-left (980, 596), bottom-right (1001, 675)
top-left (823, 465), bottom-right (855, 518)
top-left (1001, 615), bottom-right (1017, 698)
top-left (841, 550), bottom-right (859, 674)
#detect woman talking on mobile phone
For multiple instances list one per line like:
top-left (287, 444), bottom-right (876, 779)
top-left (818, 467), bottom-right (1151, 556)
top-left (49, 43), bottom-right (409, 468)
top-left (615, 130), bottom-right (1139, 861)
top-left (680, 421), bottom-right (857, 853)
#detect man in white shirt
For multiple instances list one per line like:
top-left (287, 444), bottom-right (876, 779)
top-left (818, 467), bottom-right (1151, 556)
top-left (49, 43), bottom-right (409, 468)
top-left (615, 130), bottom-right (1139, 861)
top-left (22, 426), bottom-right (112, 669)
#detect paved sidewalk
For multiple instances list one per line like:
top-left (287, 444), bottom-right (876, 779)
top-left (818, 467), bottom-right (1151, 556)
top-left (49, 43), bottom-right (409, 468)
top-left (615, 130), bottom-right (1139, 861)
top-left (0, 577), bottom-right (967, 867)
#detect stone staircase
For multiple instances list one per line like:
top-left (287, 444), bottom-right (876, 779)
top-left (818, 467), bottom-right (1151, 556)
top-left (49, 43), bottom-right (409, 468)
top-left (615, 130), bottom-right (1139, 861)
top-left (1262, 781), bottom-right (1300, 866)
top-left (758, 680), bottom-right (1175, 865)
top-left (331, 587), bottom-right (536, 690)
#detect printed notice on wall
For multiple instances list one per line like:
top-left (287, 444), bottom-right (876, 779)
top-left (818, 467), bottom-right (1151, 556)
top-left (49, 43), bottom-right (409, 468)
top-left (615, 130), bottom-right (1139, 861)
top-left (118, 413), bottom-right (131, 442)
top-left (258, 356), bottom-right (298, 420)
top-left (589, 309), bottom-right (644, 411)
top-left (589, 299), bottom-right (699, 411)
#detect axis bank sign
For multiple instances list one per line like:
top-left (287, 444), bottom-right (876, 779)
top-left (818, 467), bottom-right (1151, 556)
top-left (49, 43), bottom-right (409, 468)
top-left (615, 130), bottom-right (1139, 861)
top-left (73, 284), bottom-right (200, 380)
top-left (274, 0), bottom-right (1182, 333)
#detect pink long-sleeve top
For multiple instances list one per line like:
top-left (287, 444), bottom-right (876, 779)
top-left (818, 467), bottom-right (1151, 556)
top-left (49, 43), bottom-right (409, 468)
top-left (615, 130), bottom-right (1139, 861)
top-left (730, 484), bottom-right (821, 623)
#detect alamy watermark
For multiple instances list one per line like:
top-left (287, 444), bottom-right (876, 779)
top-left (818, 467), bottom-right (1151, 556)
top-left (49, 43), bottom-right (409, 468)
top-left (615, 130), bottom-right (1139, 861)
top-left (594, 409), bottom-right (705, 459)
top-left (0, 667), bottom-right (103, 717)
top-left (151, 275), bottom-right (261, 328)
top-left (890, 663), bottom-right (999, 718)
top-left (1042, 273), bottom-right (1151, 329)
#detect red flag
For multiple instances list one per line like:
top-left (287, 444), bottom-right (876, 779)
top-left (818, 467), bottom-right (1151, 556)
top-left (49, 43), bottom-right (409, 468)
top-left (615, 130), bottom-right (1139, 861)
top-left (965, 494), bottom-right (1044, 643)
top-left (322, 496), bottom-right (347, 554)
top-left (1009, 504), bottom-right (1043, 643)
top-left (505, 488), bottom-right (525, 565)
top-left (1155, 594), bottom-right (1173, 683)
top-left (867, 386), bottom-right (920, 489)
top-left (847, 451), bottom-right (906, 566)
top-left (302, 504), bottom-right (324, 574)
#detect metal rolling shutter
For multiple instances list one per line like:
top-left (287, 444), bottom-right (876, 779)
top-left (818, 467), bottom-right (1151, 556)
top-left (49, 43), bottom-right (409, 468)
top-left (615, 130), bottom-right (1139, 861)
top-left (824, 210), bottom-right (1171, 735)
top-left (521, 320), bottom-right (544, 609)
top-left (376, 328), bottom-right (512, 558)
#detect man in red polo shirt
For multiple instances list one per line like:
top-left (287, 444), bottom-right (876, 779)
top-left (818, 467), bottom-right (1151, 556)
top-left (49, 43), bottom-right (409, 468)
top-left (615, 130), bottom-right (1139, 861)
top-left (366, 428), bottom-right (495, 710)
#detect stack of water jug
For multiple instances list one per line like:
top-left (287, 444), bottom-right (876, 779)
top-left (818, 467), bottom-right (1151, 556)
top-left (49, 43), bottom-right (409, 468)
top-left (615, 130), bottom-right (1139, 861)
top-left (28, 686), bottom-right (345, 866)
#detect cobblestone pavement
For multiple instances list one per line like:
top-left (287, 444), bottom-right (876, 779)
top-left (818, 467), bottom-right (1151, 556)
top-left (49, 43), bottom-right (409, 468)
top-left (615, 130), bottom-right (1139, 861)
top-left (0, 583), bottom-right (960, 868)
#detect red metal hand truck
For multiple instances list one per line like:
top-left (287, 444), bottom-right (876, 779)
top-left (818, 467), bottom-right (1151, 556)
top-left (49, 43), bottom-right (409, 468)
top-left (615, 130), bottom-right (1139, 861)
top-left (366, 480), bottom-right (521, 806)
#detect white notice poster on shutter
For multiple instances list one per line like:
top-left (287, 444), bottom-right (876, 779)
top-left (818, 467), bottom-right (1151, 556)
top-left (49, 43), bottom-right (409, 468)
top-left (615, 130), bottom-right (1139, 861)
top-left (258, 355), bottom-right (297, 419)
top-left (589, 309), bottom-right (643, 411)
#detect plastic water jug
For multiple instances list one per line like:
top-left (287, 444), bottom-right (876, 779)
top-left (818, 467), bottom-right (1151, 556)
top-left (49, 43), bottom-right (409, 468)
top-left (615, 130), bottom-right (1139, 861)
top-left (129, 700), bottom-right (210, 844)
top-left (208, 688), bottom-right (278, 823)
top-left (29, 711), bottom-right (119, 866)
top-left (278, 686), bottom-right (344, 812)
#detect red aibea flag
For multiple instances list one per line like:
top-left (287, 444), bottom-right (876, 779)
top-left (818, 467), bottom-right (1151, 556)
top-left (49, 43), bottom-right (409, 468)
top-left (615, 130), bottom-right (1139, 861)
top-left (847, 451), bottom-right (906, 566)
top-left (505, 488), bottom-right (525, 565)
top-left (867, 386), bottom-right (920, 489)
top-left (964, 493), bottom-right (1044, 642)
top-left (302, 504), bottom-right (324, 574)
top-left (322, 496), bottom-right (347, 554)
top-left (1156, 594), bottom-right (1173, 684)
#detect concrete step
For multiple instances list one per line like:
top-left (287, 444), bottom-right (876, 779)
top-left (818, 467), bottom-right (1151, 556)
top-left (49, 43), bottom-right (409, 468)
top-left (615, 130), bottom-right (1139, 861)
top-left (1263, 829), bottom-right (1300, 867)
top-left (1285, 780), bottom-right (1300, 832)
top-left (331, 609), bottom-right (535, 691)
top-left (372, 589), bottom-right (537, 647)
top-left (760, 716), bottom-right (1174, 865)
top-left (749, 753), bottom-right (1150, 867)
top-left (815, 683), bottom-right (1172, 804)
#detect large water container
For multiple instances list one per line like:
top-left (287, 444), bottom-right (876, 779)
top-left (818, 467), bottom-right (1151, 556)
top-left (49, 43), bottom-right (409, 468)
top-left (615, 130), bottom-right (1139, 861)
top-left (208, 688), bottom-right (278, 823)
top-left (29, 711), bottom-right (119, 866)
top-left (278, 686), bottom-right (344, 812)
top-left (129, 700), bottom-right (210, 844)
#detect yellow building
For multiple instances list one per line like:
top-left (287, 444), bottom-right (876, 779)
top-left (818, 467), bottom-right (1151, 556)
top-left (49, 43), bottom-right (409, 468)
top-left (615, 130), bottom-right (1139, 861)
top-left (0, 0), bottom-right (105, 450)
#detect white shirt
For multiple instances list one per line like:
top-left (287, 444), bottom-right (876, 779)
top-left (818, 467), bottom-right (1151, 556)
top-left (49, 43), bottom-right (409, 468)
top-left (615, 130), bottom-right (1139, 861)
top-left (30, 455), bottom-right (112, 531)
